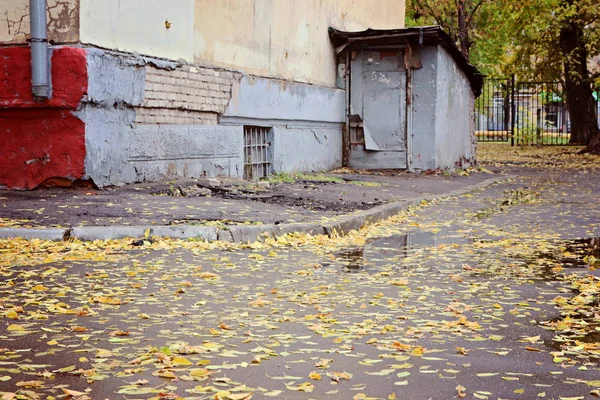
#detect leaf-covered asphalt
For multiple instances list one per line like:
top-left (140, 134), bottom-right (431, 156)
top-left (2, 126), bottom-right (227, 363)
top-left (1, 164), bottom-right (600, 399)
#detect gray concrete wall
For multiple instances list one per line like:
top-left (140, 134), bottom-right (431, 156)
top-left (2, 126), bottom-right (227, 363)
top-left (225, 76), bottom-right (346, 123)
top-left (272, 125), bottom-right (342, 172)
top-left (408, 45), bottom-right (475, 171)
top-left (409, 46), bottom-right (439, 171)
top-left (223, 76), bottom-right (345, 173)
top-left (81, 49), bottom-right (343, 187)
top-left (82, 49), bottom-right (243, 187)
top-left (434, 47), bottom-right (476, 169)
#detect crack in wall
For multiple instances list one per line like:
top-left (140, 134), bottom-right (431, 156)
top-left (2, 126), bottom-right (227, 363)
top-left (1, 0), bottom-right (79, 44)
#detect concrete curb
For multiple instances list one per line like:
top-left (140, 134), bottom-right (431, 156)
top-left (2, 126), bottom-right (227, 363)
top-left (0, 228), bottom-right (69, 241)
top-left (70, 226), bottom-right (218, 242)
top-left (222, 174), bottom-right (512, 243)
top-left (1, 175), bottom-right (512, 243)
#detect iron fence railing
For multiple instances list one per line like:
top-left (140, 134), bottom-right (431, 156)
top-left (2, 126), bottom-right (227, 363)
top-left (475, 76), bottom-right (600, 146)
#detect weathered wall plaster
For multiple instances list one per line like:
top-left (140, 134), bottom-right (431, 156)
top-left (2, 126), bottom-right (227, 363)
top-left (0, 0), bottom-right (79, 44)
top-left (194, 0), bottom-right (405, 86)
top-left (79, 0), bottom-right (194, 62)
top-left (272, 125), bottom-right (343, 172)
top-left (0, 47), bottom-right (87, 189)
top-left (409, 46), bottom-right (439, 172)
top-left (224, 76), bottom-right (345, 123)
top-left (434, 47), bottom-right (476, 169)
top-left (222, 75), bottom-right (345, 174)
top-left (81, 49), bottom-right (244, 186)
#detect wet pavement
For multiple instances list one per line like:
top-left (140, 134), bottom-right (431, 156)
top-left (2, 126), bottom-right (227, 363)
top-left (1, 165), bottom-right (600, 399)
top-left (0, 171), bottom-right (496, 228)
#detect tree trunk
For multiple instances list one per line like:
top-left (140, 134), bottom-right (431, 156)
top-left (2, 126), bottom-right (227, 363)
top-left (582, 132), bottom-right (600, 155)
top-left (456, 0), bottom-right (470, 60)
top-left (558, 6), bottom-right (599, 146)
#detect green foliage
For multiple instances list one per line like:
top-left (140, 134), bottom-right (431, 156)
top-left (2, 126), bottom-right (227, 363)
top-left (406, 0), bottom-right (600, 83)
top-left (268, 172), bottom-right (343, 184)
top-left (268, 172), bottom-right (296, 183)
top-left (513, 108), bottom-right (540, 147)
top-left (406, 0), bottom-right (511, 75)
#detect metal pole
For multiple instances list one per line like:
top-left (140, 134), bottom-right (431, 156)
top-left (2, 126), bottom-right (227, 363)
top-left (510, 74), bottom-right (516, 147)
top-left (29, 0), bottom-right (49, 100)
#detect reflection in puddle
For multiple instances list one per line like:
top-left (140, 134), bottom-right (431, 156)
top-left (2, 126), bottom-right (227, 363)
top-left (335, 232), bottom-right (600, 276)
top-left (539, 237), bottom-right (600, 270)
top-left (335, 229), bottom-right (474, 272)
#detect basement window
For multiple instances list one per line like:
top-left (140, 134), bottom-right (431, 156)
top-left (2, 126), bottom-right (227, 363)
top-left (243, 126), bottom-right (273, 180)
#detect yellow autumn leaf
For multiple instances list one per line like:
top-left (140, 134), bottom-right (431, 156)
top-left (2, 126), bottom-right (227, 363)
top-left (522, 335), bottom-right (541, 344)
top-left (172, 357), bottom-right (193, 366)
top-left (7, 324), bottom-right (25, 332)
top-left (16, 380), bottom-right (44, 387)
top-left (190, 368), bottom-right (212, 377)
top-left (410, 347), bottom-right (424, 357)
top-left (62, 388), bottom-right (87, 397)
top-left (309, 372), bottom-right (322, 380)
top-left (4, 310), bottom-right (19, 320)
top-left (228, 393), bottom-right (252, 400)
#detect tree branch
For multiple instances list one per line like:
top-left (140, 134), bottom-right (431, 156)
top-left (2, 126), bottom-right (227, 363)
top-left (466, 0), bottom-right (487, 28)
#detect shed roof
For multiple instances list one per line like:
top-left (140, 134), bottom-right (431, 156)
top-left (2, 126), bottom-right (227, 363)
top-left (329, 25), bottom-right (483, 97)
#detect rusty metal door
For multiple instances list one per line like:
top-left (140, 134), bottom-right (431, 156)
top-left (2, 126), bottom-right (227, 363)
top-left (350, 51), bottom-right (408, 169)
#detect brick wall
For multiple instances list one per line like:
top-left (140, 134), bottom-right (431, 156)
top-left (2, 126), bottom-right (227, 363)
top-left (135, 65), bottom-right (240, 125)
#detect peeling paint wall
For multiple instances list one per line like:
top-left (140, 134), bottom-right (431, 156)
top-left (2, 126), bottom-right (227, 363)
top-left (81, 49), bottom-right (244, 187)
top-left (0, 0), bottom-right (79, 44)
top-left (434, 46), bottom-right (476, 169)
top-left (79, 0), bottom-right (194, 62)
top-left (409, 46), bottom-right (439, 172)
top-left (194, 0), bottom-right (405, 86)
top-left (0, 47), bottom-right (87, 189)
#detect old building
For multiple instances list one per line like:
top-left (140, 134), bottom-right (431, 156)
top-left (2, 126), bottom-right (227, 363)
top-left (330, 26), bottom-right (482, 171)
top-left (0, 1), bottom-right (480, 190)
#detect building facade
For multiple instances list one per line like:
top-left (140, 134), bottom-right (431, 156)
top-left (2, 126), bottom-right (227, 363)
top-left (0, 0), bottom-right (405, 189)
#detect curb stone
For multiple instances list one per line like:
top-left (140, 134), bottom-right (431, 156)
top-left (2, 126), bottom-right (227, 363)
top-left (233, 175), bottom-right (513, 242)
top-left (70, 226), bottom-right (217, 241)
top-left (1, 175), bottom-right (512, 243)
top-left (0, 228), bottom-right (69, 241)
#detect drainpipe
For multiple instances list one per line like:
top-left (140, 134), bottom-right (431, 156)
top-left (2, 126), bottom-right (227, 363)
top-left (29, 0), bottom-right (49, 100)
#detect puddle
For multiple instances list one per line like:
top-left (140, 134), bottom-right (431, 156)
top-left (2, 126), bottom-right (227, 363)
top-left (334, 233), bottom-right (599, 276)
top-left (539, 237), bottom-right (600, 270)
top-left (334, 229), bottom-right (474, 272)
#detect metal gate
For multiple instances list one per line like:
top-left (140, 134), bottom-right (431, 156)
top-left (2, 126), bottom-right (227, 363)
top-left (348, 50), bottom-right (408, 169)
top-left (475, 76), bottom-right (600, 145)
top-left (243, 126), bottom-right (272, 180)
top-left (475, 78), bottom-right (512, 142)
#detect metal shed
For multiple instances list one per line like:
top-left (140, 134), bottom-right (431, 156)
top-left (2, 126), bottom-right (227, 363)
top-left (329, 26), bottom-right (483, 171)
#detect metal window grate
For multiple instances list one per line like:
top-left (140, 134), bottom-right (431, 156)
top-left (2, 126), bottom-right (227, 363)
top-left (243, 126), bottom-right (272, 180)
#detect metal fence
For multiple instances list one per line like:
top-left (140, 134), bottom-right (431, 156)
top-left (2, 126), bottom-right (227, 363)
top-left (475, 76), bottom-right (600, 145)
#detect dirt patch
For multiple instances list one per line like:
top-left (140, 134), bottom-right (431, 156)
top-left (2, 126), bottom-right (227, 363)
top-left (155, 180), bottom-right (385, 213)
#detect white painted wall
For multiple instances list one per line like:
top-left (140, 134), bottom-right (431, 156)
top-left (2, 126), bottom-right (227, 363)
top-left (79, 0), bottom-right (194, 61)
top-left (194, 0), bottom-right (405, 86)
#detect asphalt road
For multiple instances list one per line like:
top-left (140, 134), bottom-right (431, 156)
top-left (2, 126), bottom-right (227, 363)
top-left (1, 168), bottom-right (599, 400)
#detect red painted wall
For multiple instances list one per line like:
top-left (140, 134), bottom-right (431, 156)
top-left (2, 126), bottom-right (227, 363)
top-left (0, 47), bottom-right (88, 189)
